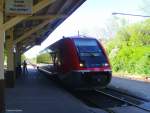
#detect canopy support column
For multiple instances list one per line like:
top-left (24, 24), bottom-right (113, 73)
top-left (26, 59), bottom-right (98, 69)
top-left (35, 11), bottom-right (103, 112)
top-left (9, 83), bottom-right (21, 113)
top-left (15, 46), bottom-right (22, 78)
top-left (0, 29), bottom-right (5, 113)
top-left (5, 29), bottom-right (15, 88)
top-left (0, 0), bottom-right (5, 112)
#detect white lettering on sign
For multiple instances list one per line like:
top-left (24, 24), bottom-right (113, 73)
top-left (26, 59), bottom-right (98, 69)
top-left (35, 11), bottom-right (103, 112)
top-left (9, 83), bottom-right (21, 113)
top-left (5, 0), bottom-right (33, 15)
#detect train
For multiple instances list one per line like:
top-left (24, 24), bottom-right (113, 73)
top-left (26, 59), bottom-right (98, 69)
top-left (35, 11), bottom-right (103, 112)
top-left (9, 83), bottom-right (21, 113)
top-left (46, 36), bottom-right (112, 89)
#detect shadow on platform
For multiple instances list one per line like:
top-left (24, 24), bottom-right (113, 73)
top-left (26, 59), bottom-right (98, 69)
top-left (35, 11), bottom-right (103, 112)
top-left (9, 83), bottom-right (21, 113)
top-left (5, 66), bottom-right (93, 113)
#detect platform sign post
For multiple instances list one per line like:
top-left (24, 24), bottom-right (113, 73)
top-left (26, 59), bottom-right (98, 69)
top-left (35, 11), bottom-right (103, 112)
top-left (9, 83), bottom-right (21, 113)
top-left (5, 0), bottom-right (33, 15)
top-left (0, 0), bottom-right (5, 112)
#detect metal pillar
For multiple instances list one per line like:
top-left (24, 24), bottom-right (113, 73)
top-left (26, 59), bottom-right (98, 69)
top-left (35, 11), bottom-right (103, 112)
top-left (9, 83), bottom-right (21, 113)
top-left (16, 45), bottom-right (22, 66)
top-left (0, 0), bottom-right (5, 112)
top-left (18, 52), bottom-right (22, 66)
top-left (5, 29), bottom-right (15, 88)
top-left (15, 46), bottom-right (22, 78)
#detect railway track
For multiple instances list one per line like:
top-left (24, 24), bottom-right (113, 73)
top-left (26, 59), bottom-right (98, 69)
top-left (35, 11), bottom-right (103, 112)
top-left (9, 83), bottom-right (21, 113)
top-left (95, 88), bottom-right (150, 112)
top-left (71, 88), bottom-right (150, 113)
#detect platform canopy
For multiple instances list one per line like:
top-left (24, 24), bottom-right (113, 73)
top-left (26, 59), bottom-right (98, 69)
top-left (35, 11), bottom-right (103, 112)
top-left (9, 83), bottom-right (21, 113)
top-left (1, 0), bottom-right (86, 54)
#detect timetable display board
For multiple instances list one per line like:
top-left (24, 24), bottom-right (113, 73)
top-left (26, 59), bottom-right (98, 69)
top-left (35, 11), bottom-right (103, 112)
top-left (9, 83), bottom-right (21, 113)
top-left (5, 0), bottom-right (33, 15)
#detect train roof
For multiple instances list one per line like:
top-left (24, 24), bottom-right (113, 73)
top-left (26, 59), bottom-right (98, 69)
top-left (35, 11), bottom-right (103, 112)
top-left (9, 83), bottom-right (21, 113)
top-left (46, 36), bottom-right (98, 51)
top-left (65, 36), bottom-right (97, 40)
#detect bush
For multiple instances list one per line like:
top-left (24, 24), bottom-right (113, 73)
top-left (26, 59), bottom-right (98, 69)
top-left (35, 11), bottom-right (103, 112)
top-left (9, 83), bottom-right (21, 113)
top-left (106, 19), bottom-right (150, 76)
top-left (37, 53), bottom-right (51, 64)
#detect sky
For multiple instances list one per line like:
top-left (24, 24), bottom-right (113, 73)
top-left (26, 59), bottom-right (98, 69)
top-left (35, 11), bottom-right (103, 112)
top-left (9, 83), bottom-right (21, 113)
top-left (24, 0), bottom-right (145, 58)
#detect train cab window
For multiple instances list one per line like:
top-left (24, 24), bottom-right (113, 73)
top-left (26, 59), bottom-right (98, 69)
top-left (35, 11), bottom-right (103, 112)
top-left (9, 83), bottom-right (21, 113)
top-left (74, 39), bottom-right (107, 68)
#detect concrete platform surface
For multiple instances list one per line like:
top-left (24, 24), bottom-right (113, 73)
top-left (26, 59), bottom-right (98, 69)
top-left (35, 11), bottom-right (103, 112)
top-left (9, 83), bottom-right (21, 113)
top-left (5, 67), bottom-right (106, 113)
top-left (109, 77), bottom-right (150, 101)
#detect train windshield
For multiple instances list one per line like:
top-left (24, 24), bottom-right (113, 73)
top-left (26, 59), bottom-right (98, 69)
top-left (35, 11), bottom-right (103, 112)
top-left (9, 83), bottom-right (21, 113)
top-left (74, 38), bottom-right (108, 68)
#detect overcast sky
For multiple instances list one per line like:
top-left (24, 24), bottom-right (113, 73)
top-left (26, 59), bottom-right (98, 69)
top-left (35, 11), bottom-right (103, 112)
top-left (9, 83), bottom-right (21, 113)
top-left (25, 0), bottom-right (145, 58)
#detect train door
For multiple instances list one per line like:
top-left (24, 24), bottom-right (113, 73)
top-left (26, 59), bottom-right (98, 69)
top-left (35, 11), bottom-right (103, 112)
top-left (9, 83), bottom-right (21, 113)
top-left (59, 44), bottom-right (69, 73)
top-left (49, 50), bottom-right (61, 73)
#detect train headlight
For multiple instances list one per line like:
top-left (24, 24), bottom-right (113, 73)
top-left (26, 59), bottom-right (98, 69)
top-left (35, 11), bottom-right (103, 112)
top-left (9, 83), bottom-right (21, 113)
top-left (103, 63), bottom-right (109, 66)
top-left (80, 63), bottom-right (84, 67)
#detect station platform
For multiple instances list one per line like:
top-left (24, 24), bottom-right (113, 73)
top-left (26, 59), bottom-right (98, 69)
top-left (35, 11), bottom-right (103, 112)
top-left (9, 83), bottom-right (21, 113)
top-left (5, 66), bottom-right (106, 113)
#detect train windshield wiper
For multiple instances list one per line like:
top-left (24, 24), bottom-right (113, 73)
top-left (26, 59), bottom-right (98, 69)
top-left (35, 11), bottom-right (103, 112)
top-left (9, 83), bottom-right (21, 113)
top-left (89, 53), bottom-right (98, 57)
top-left (80, 52), bottom-right (100, 57)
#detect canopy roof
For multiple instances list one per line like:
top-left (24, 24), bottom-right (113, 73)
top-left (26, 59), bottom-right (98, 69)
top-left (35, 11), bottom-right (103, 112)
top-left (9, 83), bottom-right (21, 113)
top-left (2, 0), bottom-right (86, 53)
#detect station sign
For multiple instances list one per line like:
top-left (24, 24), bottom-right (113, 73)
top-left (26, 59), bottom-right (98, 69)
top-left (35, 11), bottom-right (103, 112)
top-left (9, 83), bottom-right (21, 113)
top-left (5, 0), bottom-right (33, 15)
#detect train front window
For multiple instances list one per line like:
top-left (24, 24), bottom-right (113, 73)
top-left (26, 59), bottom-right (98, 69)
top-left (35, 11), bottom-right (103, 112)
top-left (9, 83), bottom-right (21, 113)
top-left (74, 39), bottom-right (107, 68)
top-left (74, 39), bottom-right (101, 52)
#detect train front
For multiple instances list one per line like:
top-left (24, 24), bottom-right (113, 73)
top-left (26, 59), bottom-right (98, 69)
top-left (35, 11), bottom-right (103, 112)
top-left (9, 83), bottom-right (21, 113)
top-left (66, 37), bottom-right (112, 89)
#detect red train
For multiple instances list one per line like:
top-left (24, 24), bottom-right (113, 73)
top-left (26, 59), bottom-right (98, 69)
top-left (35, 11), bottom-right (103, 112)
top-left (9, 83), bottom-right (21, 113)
top-left (47, 36), bottom-right (112, 89)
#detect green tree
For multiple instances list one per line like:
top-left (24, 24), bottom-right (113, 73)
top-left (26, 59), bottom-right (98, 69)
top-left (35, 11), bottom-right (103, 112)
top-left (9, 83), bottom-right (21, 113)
top-left (37, 53), bottom-right (51, 64)
top-left (21, 54), bottom-right (26, 62)
top-left (106, 19), bottom-right (150, 76)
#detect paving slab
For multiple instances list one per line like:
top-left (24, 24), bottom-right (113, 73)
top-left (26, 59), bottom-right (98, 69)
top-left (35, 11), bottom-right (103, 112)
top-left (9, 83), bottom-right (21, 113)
top-left (5, 67), bottom-right (106, 113)
top-left (108, 77), bottom-right (150, 101)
